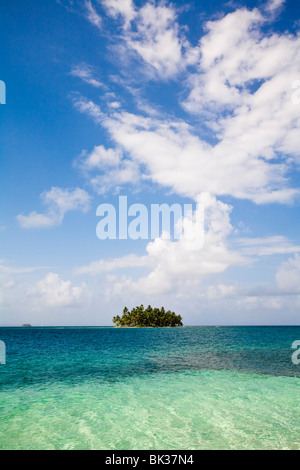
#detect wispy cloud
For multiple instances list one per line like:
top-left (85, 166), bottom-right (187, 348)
top-left (0, 264), bottom-right (49, 275)
top-left (16, 187), bottom-right (91, 228)
top-left (75, 253), bottom-right (149, 275)
top-left (85, 0), bottom-right (102, 29)
top-left (264, 0), bottom-right (286, 13)
top-left (234, 236), bottom-right (300, 257)
top-left (70, 63), bottom-right (103, 87)
top-left (73, 96), bottom-right (103, 123)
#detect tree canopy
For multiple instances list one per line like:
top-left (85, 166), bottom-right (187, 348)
top-left (112, 305), bottom-right (183, 327)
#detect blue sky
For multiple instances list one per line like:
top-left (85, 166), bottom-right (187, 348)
top-left (1, 0), bottom-right (300, 326)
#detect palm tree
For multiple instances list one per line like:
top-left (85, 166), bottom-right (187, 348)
top-left (112, 305), bottom-right (183, 327)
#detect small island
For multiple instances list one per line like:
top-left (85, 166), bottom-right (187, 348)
top-left (113, 305), bottom-right (183, 327)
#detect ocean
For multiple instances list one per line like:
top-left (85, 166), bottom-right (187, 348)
top-left (0, 326), bottom-right (299, 450)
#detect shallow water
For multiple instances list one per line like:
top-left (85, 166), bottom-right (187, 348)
top-left (0, 326), bottom-right (299, 449)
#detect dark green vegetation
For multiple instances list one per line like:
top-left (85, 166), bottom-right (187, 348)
top-left (113, 305), bottom-right (183, 327)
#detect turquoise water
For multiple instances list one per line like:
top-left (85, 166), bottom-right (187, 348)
top-left (0, 326), bottom-right (299, 449)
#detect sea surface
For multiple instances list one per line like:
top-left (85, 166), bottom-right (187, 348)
top-left (0, 326), bottom-right (299, 450)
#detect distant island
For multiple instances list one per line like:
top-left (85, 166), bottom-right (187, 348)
top-left (113, 305), bottom-right (183, 327)
top-left (21, 324), bottom-right (32, 327)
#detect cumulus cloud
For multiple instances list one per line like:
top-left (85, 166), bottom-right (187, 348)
top-left (108, 101), bottom-right (121, 109)
top-left (77, 193), bottom-right (246, 296)
top-left (16, 187), bottom-right (91, 228)
top-left (182, 6), bottom-right (300, 169)
top-left (0, 267), bottom-right (92, 324)
top-left (102, 0), bottom-right (191, 79)
top-left (74, 3), bottom-right (300, 203)
top-left (77, 145), bottom-right (122, 170)
top-left (75, 144), bottom-right (140, 194)
top-left (74, 2), bottom-right (300, 201)
top-left (73, 190), bottom-right (300, 302)
top-left (29, 273), bottom-right (88, 308)
top-left (16, 212), bottom-right (60, 229)
top-left (96, 109), bottom-right (296, 204)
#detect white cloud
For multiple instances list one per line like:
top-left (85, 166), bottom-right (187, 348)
top-left (264, 0), bottom-right (286, 13)
top-left (75, 4), bottom-right (300, 204)
top-left (182, 6), bottom-right (300, 169)
top-left (276, 254), bottom-right (300, 293)
top-left (236, 294), bottom-right (285, 311)
top-left (73, 190), bottom-right (300, 305)
top-left (71, 64), bottom-right (103, 87)
top-left (85, 0), bottom-right (102, 29)
top-left (75, 144), bottom-right (140, 194)
top-left (16, 187), bottom-right (91, 228)
top-left (89, 160), bottom-right (140, 194)
top-left (75, 253), bottom-right (149, 275)
top-left (102, 0), bottom-right (190, 79)
top-left (16, 212), bottom-right (60, 229)
top-left (127, 3), bottom-right (185, 78)
top-left (0, 264), bottom-right (48, 274)
top-left (77, 145), bottom-right (122, 170)
top-left (73, 96), bottom-right (103, 123)
top-left (29, 273), bottom-right (88, 308)
top-left (67, 1), bottom-right (300, 324)
top-left (108, 101), bottom-right (121, 109)
top-left (102, 0), bottom-right (136, 27)
top-left (98, 110), bottom-right (297, 204)
top-left (42, 187), bottom-right (90, 213)
top-left (0, 267), bottom-right (93, 324)
top-left (235, 236), bottom-right (300, 257)
top-left (78, 193), bottom-right (246, 296)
